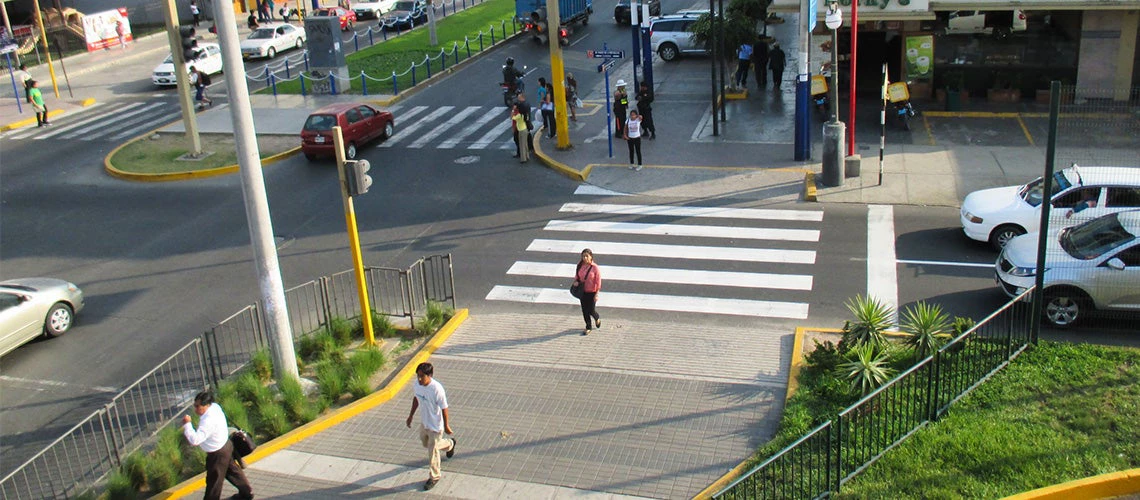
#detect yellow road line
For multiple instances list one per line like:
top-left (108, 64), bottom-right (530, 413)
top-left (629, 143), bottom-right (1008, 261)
top-left (923, 113), bottom-right (935, 146)
top-left (1016, 115), bottom-right (1035, 146)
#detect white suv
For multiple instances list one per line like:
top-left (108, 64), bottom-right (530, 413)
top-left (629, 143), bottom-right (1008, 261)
top-left (995, 210), bottom-right (1140, 327)
top-left (650, 12), bottom-right (706, 62)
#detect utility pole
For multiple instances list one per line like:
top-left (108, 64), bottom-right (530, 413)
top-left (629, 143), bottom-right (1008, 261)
top-left (212, 0), bottom-right (299, 382)
top-left (547, 0), bottom-right (570, 149)
top-left (31, 0), bottom-right (59, 97)
top-left (333, 126), bottom-right (376, 346)
top-left (163, 0), bottom-right (202, 156)
top-left (793, 0), bottom-right (811, 160)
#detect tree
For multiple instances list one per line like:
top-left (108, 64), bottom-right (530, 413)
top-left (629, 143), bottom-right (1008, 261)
top-left (687, 0), bottom-right (772, 56)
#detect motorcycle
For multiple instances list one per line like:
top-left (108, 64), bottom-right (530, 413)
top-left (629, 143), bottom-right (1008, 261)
top-left (886, 80), bottom-right (917, 131)
top-left (893, 99), bottom-right (917, 130)
top-left (810, 71), bottom-right (829, 119)
top-left (500, 65), bottom-right (528, 108)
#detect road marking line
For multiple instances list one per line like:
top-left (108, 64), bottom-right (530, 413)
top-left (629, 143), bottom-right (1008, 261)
top-left (468, 120), bottom-right (511, 149)
top-left (527, 239), bottom-right (817, 264)
top-left (5, 103), bottom-right (110, 139)
top-left (560, 202), bottom-right (824, 221)
top-left (499, 137), bottom-right (515, 149)
top-left (109, 112), bottom-right (182, 140)
top-left (574, 185), bottom-right (630, 196)
top-left (1016, 115), bottom-right (1035, 146)
top-left (545, 220), bottom-right (821, 242)
top-left (486, 285), bottom-right (810, 319)
top-left (82, 110), bottom-right (171, 141)
top-left (897, 259), bottom-right (994, 269)
top-left (408, 105), bottom-right (481, 148)
top-left (13, 103), bottom-right (126, 140)
top-left (59, 102), bottom-right (165, 139)
top-left (438, 106), bottom-right (506, 148)
top-left (380, 106), bottom-right (452, 147)
top-left (0, 375), bottom-right (118, 393)
top-left (508, 261), bottom-right (813, 290)
top-left (867, 205), bottom-right (899, 326)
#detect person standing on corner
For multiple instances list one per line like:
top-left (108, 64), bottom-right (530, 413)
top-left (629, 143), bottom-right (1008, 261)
top-left (115, 20), bottom-right (128, 49)
top-left (574, 249), bottom-right (602, 335)
top-left (515, 93), bottom-right (534, 153)
top-left (613, 80), bottom-right (629, 138)
top-left (565, 72), bottom-right (578, 121)
top-left (190, 0), bottom-right (202, 27)
top-left (511, 103), bottom-right (529, 162)
top-left (406, 362), bottom-right (456, 492)
top-left (541, 83), bottom-right (556, 138)
top-left (752, 38), bottom-right (769, 87)
top-left (734, 41), bottom-right (753, 89)
top-left (624, 110), bottom-right (643, 171)
top-left (27, 80), bottom-right (49, 127)
top-left (636, 81), bottom-right (655, 139)
top-left (768, 42), bottom-right (786, 91)
top-left (183, 391), bottom-right (254, 500)
top-left (17, 64), bottom-right (33, 102)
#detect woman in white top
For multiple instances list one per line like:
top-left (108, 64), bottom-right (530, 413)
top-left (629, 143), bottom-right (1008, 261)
top-left (624, 110), bottom-right (643, 171)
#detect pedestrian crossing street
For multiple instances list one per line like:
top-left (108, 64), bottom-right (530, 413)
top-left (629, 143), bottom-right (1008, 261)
top-left (486, 192), bottom-right (826, 320)
top-left (1, 101), bottom-right (181, 142)
top-left (380, 104), bottom-right (523, 151)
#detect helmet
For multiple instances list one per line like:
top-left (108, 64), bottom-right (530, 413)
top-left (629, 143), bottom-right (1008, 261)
top-left (615, 79), bottom-right (627, 87)
top-left (505, 57), bottom-right (515, 66)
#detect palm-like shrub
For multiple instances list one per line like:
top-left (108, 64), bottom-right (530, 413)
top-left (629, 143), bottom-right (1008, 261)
top-left (840, 295), bottom-right (895, 352)
top-left (901, 301), bottom-right (951, 358)
top-left (840, 344), bottom-right (896, 396)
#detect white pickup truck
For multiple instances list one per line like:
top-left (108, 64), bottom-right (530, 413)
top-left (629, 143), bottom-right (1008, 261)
top-left (938, 10), bottom-right (1027, 39)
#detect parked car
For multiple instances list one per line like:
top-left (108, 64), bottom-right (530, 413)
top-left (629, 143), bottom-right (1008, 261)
top-left (937, 9), bottom-right (1027, 39)
top-left (240, 23), bottom-right (306, 59)
top-left (613, 0), bottom-right (659, 24)
top-left (649, 12), bottom-right (706, 62)
top-left (0, 278), bottom-right (85, 358)
top-left (313, 6), bottom-right (357, 31)
top-left (380, 0), bottom-right (428, 29)
top-left (995, 210), bottom-right (1140, 327)
top-left (960, 165), bottom-right (1140, 250)
top-left (353, 0), bottom-right (398, 19)
top-left (301, 103), bottom-right (395, 160)
top-left (151, 42), bottom-right (223, 86)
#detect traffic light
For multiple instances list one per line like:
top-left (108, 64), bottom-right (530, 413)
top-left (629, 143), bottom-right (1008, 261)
top-left (179, 26), bottom-right (197, 60)
top-left (344, 160), bottom-right (372, 196)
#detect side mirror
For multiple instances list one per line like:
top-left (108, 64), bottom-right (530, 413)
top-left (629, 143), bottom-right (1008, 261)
top-left (1105, 258), bottom-right (1126, 271)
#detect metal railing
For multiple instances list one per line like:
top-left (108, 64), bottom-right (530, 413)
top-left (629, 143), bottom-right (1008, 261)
top-left (715, 287), bottom-right (1036, 499)
top-left (1, 254), bottom-right (456, 500)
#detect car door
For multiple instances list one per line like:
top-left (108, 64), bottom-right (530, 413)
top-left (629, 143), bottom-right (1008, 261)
top-left (274, 26), bottom-right (288, 51)
top-left (205, 45), bottom-right (223, 74)
top-left (343, 108), bottom-right (365, 143)
top-left (1093, 243), bottom-right (1140, 310)
top-left (356, 105), bottom-right (380, 142)
top-left (0, 292), bottom-right (40, 356)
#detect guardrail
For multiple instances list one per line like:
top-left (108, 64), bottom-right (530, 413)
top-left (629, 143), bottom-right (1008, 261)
top-left (715, 287), bottom-right (1036, 499)
top-left (0, 254), bottom-right (456, 499)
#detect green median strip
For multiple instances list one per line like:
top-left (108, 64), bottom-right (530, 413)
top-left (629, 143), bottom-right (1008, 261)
top-left (270, 0), bottom-right (516, 95)
top-left (110, 133), bottom-right (298, 174)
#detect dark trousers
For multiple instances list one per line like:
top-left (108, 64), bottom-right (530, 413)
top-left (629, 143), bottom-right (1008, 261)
top-left (542, 109), bottom-right (555, 137)
top-left (34, 105), bottom-right (48, 126)
top-left (614, 109), bottom-right (627, 137)
top-left (627, 137), bottom-right (642, 165)
top-left (579, 292), bottom-right (599, 329)
top-left (771, 68), bottom-right (784, 90)
top-left (638, 108), bottom-right (655, 137)
top-left (735, 60), bottom-right (750, 87)
top-left (754, 59), bottom-right (768, 86)
top-left (204, 440), bottom-right (252, 500)
top-left (193, 13), bottom-right (201, 26)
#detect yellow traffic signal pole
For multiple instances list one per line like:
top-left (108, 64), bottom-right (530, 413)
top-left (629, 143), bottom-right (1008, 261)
top-left (31, 0), bottom-right (59, 97)
top-left (546, 0), bottom-right (570, 150)
top-left (333, 126), bottom-right (376, 346)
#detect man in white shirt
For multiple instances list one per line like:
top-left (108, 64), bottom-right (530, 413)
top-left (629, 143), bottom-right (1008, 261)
top-left (183, 391), bottom-right (254, 500)
top-left (405, 362), bottom-right (456, 491)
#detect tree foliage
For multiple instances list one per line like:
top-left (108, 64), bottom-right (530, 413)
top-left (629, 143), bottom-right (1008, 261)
top-left (686, 0), bottom-right (773, 57)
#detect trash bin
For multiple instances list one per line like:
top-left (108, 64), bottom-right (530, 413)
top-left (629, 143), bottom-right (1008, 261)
top-left (945, 89), bottom-right (962, 111)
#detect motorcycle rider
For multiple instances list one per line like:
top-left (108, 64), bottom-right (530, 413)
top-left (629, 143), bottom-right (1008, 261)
top-left (502, 57), bottom-right (524, 93)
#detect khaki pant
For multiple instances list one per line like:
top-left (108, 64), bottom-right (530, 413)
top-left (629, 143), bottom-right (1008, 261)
top-left (419, 425), bottom-right (454, 480)
top-left (516, 129), bottom-right (529, 162)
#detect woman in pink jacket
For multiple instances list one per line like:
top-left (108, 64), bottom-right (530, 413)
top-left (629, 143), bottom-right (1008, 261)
top-left (574, 249), bottom-right (602, 335)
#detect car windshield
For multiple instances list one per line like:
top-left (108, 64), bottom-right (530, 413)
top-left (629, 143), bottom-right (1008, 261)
top-left (1020, 170), bottom-right (1073, 207)
top-left (394, 1), bottom-right (416, 10)
top-left (303, 114), bottom-right (338, 131)
top-left (314, 9), bottom-right (333, 15)
top-left (249, 28), bottom-right (276, 39)
top-left (163, 54), bottom-right (174, 63)
top-left (1059, 214), bottom-right (1137, 260)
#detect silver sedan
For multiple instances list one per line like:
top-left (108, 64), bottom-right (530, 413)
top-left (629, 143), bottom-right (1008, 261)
top-left (0, 278), bottom-right (85, 357)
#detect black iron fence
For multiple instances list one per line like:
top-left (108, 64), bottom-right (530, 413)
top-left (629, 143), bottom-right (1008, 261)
top-left (715, 287), bottom-right (1036, 499)
top-left (0, 255), bottom-right (456, 500)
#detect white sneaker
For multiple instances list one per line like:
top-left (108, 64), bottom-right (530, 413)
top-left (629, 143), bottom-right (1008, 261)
top-left (635, 165), bottom-right (643, 171)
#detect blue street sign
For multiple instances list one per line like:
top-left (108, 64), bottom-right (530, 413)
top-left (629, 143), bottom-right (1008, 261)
top-left (808, 0), bottom-right (818, 31)
top-left (597, 60), bottom-right (615, 73)
top-left (587, 49), bottom-right (625, 59)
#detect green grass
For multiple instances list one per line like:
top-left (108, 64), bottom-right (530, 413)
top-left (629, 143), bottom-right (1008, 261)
top-left (836, 341), bottom-right (1140, 499)
top-left (251, 348), bottom-right (274, 382)
top-left (270, 0), bottom-right (517, 94)
top-left (108, 133), bottom-right (298, 174)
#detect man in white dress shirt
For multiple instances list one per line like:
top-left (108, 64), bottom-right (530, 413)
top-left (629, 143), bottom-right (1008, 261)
top-left (405, 362), bottom-right (456, 491)
top-left (183, 391), bottom-right (254, 500)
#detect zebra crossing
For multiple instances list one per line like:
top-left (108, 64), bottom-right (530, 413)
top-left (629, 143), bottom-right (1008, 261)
top-left (486, 197), bottom-right (826, 320)
top-left (381, 104), bottom-right (536, 151)
top-left (1, 101), bottom-right (182, 142)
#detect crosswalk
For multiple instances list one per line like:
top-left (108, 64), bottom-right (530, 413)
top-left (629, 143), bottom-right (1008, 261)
top-left (486, 195), bottom-right (826, 320)
top-left (2, 101), bottom-right (182, 142)
top-left (381, 104), bottom-right (535, 151)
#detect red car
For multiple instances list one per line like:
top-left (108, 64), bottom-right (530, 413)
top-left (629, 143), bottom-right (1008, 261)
top-left (313, 7), bottom-right (357, 31)
top-left (301, 103), bottom-right (394, 160)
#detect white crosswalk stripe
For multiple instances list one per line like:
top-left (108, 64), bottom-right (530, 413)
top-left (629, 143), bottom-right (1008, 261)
top-left (488, 200), bottom-right (826, 320)
top-left (110, 112), bottom-right (182, 140)
top-left (63, 103), bottom-right (165, 140)
top-left (379, 106), bottom-right (453, 147)
top-left (2, 101), bottom-right (189, 143)
top-left (408, 106), bottom-right (481, 148)
top-left (34, 102), bottom-right (150, 139)
top-left (5, 103), bottom-right (115, 140)
top-left (438, 107), bottom-right (507, 149)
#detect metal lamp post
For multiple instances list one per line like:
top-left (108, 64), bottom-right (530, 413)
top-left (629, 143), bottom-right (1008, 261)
top-left (821, 0), bottom-right (845, 187)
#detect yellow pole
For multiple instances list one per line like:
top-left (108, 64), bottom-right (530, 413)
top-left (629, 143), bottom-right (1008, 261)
top-left (333, 126), bottom-right (377, 346)
top-left (545, 0), bottom-right (570, 149)
top-left (31, 0), bottom-right (59, 98)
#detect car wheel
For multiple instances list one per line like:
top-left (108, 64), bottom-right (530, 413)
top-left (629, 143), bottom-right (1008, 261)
top-left (43, 303), bottom-right (74, 338)
top-left (296, 38), bottom-right (304, 49)
top-left (658, 43), bottom-right (679, 62)
top-left (1043, 288), bottom-right (1089, 327)
top-left (989, 224), bottom-right (1026, 251)
top-left (382, 121), bottom-right (395, 139)
top-left (346, 142), bottom-right (357, 159)
top-left (305, 153), bottom-right (317, 161)
top-left (267, 47), bottom-right (277, 59)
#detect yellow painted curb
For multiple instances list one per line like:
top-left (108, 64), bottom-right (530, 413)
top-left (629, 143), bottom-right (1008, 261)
top-left (1003, 468), bottom-right (1140, 500)
top-left (532, 124), bottom-right (589, 181)
top-left (159, 309), bottom-right (470, 499)
top-left (80, 97), bottom-right (97, 106)
top-left (0, 108), bottom-right (66, 132)
top-left (724, 87), bottom-right (748, 100)
top-left (692, 458), bottom-right (756, 500)
top-left (105, 127), bottom-right (301, 182)
top-left (804, 172), bottom-right (817, 201)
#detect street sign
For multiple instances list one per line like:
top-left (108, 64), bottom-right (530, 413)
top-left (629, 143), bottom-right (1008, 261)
top-left (597, 60), bottom-right (615, 73)
top-left (808, 0), bottom-right (818, 31)
top-left (587, 49), bottom-right (625, 59)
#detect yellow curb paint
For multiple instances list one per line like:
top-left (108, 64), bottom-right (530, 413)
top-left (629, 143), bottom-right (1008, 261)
top-left (532, 124), bottom-right (589, 181)
top-left (1003, 468), bottom-right (1140, 500)
top-left (724, 87), bottom-right (748, 100)
top-left (575, 102), bottom-right (603, 117)
top-left (160, 309), bottom-right (470, 499)
top-left (80, 98), bottom-right (97, 106)
top-left (1016, 115), bottom-right (1035, 146)
top-left (105, 124), bottom-right (302, 182)
top-left (692, 459), bottom-right (757, 500)
top-left (804, 172), bottom-right (817, 202)
top-left (923, 113), bottom-right (935, 146)
top-left (1, 108), bottom-right (66, 132)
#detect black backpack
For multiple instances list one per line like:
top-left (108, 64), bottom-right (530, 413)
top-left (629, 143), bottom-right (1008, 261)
top-left (199, 71), bottom-right (211, 86)
top-left (229, 428), bottom-right (256, 467)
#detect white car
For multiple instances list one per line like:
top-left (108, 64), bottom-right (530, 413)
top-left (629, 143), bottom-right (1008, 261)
top-left (960, 165), bottom-right (1140, 250)
top-left (940, 9), bottom-right (1027, 39)
top-left (240, 23), bottom-right (306, 59)
top-left (354, 0), bottom-right (398, 19)
top-left (649, 12), bottom-right (706, 62)
top-left (151, 42), bottom-right (224, 86)
top-left (0, 278), bottom-right (85, 358)
top-left (995, 210), bottom-right (1140, 327)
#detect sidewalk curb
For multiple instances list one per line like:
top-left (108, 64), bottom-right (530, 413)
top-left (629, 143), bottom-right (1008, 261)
top-left (104, 124), bottom-right (301, 182)
top-left (532, 125), bottom-right (589, 181)
top-left (804, 172), bottom-right (818, 201)
top-left (158, 309), bottom-right (470, 499)
top-left (1004, 468), bottom-right (1140, 499)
